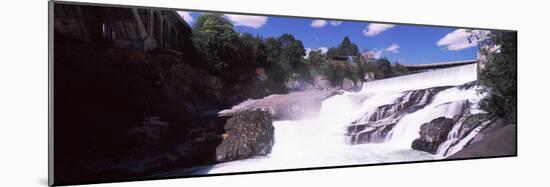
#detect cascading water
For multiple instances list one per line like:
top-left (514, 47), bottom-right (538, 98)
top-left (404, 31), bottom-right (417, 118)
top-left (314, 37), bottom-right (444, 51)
top-left (201, 63), bottom-right (484, 174)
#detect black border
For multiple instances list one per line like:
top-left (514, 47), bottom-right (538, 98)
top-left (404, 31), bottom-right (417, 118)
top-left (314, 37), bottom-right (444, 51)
top-left (48, 0), bottom-right (518, 186)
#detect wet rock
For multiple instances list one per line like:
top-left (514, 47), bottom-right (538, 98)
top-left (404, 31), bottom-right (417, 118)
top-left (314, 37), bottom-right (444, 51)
top-left (469, 117), bottom-right (507, 145)
top-left (412, 117), bottom-right (454, 154)
top-left (312, 76), bottom-right (333, 90)
top-left (218, 90), bottom-right (339, 120)
top-left (447, 124), bottom-right (516, 159)
top-left (347, 123), bottom-right (396, 144)
top-left (286, 78), bottom-right (314, 91)
top-left (458, 113), bottom-right (489, 139)
top-left (346, 86), bottom-right (452, 145)
top-left (342, 78), bottom-right (356, 91)
top-left (216, 110), bottom-right (274, 162)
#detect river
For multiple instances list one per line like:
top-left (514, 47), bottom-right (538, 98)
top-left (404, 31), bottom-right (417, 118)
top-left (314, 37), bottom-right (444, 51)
top-left (193, 63), bottom-right (482, 174)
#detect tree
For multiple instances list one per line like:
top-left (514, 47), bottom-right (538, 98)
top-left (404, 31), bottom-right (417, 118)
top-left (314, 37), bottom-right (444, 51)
top-left (237, 33), bottom-right (267, 68)
top-left (338, 36), bottom-right (360, 57)
top-left (264, 34), bottom-right (307, 83)
top-left (278, 33), bottom-right (306, 69)
top-left (326, 36), bottom-right (360, 59)
top-left (306, 49), bottom-right (326, 65)
top-left (360, 61), bottom-right (383, 79)
top-left (326, 47), bottom-right (339, 59)
top-left (376, 58), bottom-right (393, 78)
top-left (392, 61), bottom-right (410, 76)
top-left (322, 63), bottom-right (345, 86)
top-left (192, 14), bottom-right (240, 73)
top-left (478, 31), bottom-right (517, 123)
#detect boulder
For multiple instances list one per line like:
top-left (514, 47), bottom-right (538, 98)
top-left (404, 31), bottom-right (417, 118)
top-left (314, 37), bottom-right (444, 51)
top-left (216, 110), bottom-right (274, 162)
top-left (341, 78), bottom-right (356, 90)
top-left (412, 117), bottom-right (454, 154)
top-left (312, 76), bottom-right (333, 90)
top-left (286, 78), bottom-right (313, 91)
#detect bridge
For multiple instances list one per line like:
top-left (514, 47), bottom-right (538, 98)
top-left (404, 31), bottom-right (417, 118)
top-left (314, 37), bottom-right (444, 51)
top-left (54, 3), bottom-right (192, 52)
top-left (404, 59), bottom-right (478, 72)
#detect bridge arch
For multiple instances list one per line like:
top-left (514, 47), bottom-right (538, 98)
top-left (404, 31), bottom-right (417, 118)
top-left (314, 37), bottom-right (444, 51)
top-left (162, 19), bottom-right (169, 48)
top-left (170, 27), bottom-right (177, 49)
top-left (153, 11), bottom-right (162, 47)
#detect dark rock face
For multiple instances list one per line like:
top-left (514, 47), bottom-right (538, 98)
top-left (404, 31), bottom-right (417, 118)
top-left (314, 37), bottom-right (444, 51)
top-left (447, 124), bottom-right (516, 159)
top-left (411, 117), bottom-right (454, 154)
top-left (458, 113), bottom-right (489, 139)
top-left (216, 110), bottom-right (275, 162)
top-left (469, 117), bottom-right (507, 145)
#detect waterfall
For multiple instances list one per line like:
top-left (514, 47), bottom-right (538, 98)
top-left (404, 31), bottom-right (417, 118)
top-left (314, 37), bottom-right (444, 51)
top-left (437, 120), bottom-right (491, 156)
top-left (202, 63), bottom-right (483, 174)
top-left (360, 63), bottom-right (477, 93)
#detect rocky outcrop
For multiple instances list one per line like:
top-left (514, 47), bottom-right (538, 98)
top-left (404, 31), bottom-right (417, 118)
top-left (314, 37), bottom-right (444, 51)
top-left (286, 76), bottom-right (362, 91)
top-left (341, 78), bottom-right (357, 90)
top-left (312, 76), bottom-right (333, 90)
top-left (447, 124), bottom-right (516, 159)
top-left (218, 90), bottom-right (339, 120)
top-left (286, 79), bottom-right (314, 91)
top-left (412, 117), bottom-right (454, 154)
top-left (216, 110), bottom-right (274, 162)
top-left (458, 113), bottom-right (489, 139)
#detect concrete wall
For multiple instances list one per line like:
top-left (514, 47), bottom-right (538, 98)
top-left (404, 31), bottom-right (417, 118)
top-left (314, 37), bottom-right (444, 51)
top-left (54, 4), bottom-right (192, 53)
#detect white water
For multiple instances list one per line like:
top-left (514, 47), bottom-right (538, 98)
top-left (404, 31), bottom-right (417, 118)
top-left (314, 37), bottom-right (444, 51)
top-left (202, 63), bottom-right (482, 174)
top-left (438, 120), bottom-right (491, 156)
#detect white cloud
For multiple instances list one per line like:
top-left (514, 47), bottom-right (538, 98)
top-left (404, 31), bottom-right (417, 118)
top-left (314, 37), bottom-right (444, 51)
top-left (362, 23), bottom-right (395, 36)
top-left (177, 11), bottom-right (194, 24)
top-left (385, 43), bottom-right (400, 53)
top-left (225, 14), bottom-right (268, 29)
top-left (330, 21), bottom-right (343, 26)
top-left (437, 29), bottom-right (490, 51)
top-left (366, 50), bottom-right (383, 59)
top-left (365, 43), bottom-right (400, 59)
top-left (318, 47), bottom-right (328, 54)
top-left (310, 20), bottom-right (327, 28)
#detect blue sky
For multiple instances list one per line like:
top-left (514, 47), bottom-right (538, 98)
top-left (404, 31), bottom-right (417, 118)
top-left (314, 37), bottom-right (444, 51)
top-left (177, 11), bottom-right (487, 65)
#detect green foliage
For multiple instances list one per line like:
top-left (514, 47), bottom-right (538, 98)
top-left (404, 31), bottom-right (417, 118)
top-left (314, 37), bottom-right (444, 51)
top-left (338, 36), bottom-right (360, 57)
top-left (392, 62), bottom-right (410, 76)
top-left (306, 49), bottom-right (326, 66)
top-left (192, 14), bottom-right (240, 74)
top-left (356, 58), bottom-right (409, 80)
top-left (326, 47), bottom-right (339, 59)
top-left (279, 33), bottom-right (307, 68)
top-left (321, 63), bottom-right (345, 86)
top-left (264, 34), bottom-right (307, 83)
top-left (326, 36), bottom-right (360, 59)
top-left (478, 31), bottom-right (517, 123)
top-left (376, 58), bottom-right (393, 78)
top-left (237, 33), bottom-right (267, 68)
